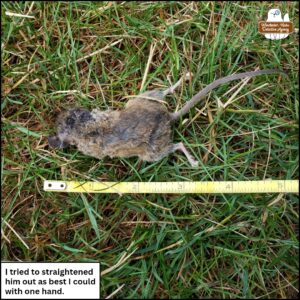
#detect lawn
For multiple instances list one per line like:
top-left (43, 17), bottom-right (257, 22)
top-left (1, 1), bottom-right (299, 298)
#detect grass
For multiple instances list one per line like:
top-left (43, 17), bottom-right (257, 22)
top-left (1, 1), bottom-right (299, 298)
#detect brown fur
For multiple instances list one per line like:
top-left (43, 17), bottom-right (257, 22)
top-left (48, 69), bottom-right (285, 166)
top-left (49, 91), bottom-right (173, 163)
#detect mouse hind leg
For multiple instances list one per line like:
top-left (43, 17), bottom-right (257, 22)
top-left (141, 142), bottom-right (198, 167)
top-left (173, 142), bottom-right (199, 167)
top-left (127, 72), bottom-right (192, 106)
top-left (169, 142), bottom-right (199, 167)
top-left (163, 72), bottom-right (192, 96)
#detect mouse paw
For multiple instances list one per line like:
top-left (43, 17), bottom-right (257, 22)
top-left (172, 142), bottom-right (199, 168)
top-left (189, 158), bottom-right (199, 168)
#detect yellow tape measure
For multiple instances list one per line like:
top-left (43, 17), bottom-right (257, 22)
top-left (44, 180), bottom-right (299, 194)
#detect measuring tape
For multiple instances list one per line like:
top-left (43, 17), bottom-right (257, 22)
top-left (44, 180), bottom-right (298, 194)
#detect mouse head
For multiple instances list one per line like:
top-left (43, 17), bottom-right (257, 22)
top-left (48, 108), bottom-right (92, 149)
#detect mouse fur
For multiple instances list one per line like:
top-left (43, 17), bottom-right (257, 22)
top-left (49, 91), bottom-right (176, 163)
top-left (48, 70), bottom-right (285, 167)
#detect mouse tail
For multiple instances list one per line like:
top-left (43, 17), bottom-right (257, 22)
top-left (170, 69), bottom-right (287, 121)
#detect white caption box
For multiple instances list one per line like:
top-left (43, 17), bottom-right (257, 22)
top-left (1, 262), bottom-right (100, 299)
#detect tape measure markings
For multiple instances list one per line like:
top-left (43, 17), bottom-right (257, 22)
top-left (43, 180), bottom-right (299, 194)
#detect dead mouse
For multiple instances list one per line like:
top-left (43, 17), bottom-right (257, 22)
top-left (48, 69), bottom-right (285, 167)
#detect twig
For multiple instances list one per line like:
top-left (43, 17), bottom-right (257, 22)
top-left (140, 42), bottom-right (157, 92)
top-left (2, 218), bottom-right (29, 250)
top-left (5, 11), bottom-right (35, 19)
top-left (105, 284), bottom-right (125, 299)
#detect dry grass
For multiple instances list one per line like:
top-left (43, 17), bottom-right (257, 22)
top-left (1, 1), bottom-right (299, 298)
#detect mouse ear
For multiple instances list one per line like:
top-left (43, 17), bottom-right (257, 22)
top-left (48, 135), bottom-right (69, 149)
top-left (72, 108), bottom-right (92, 122)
